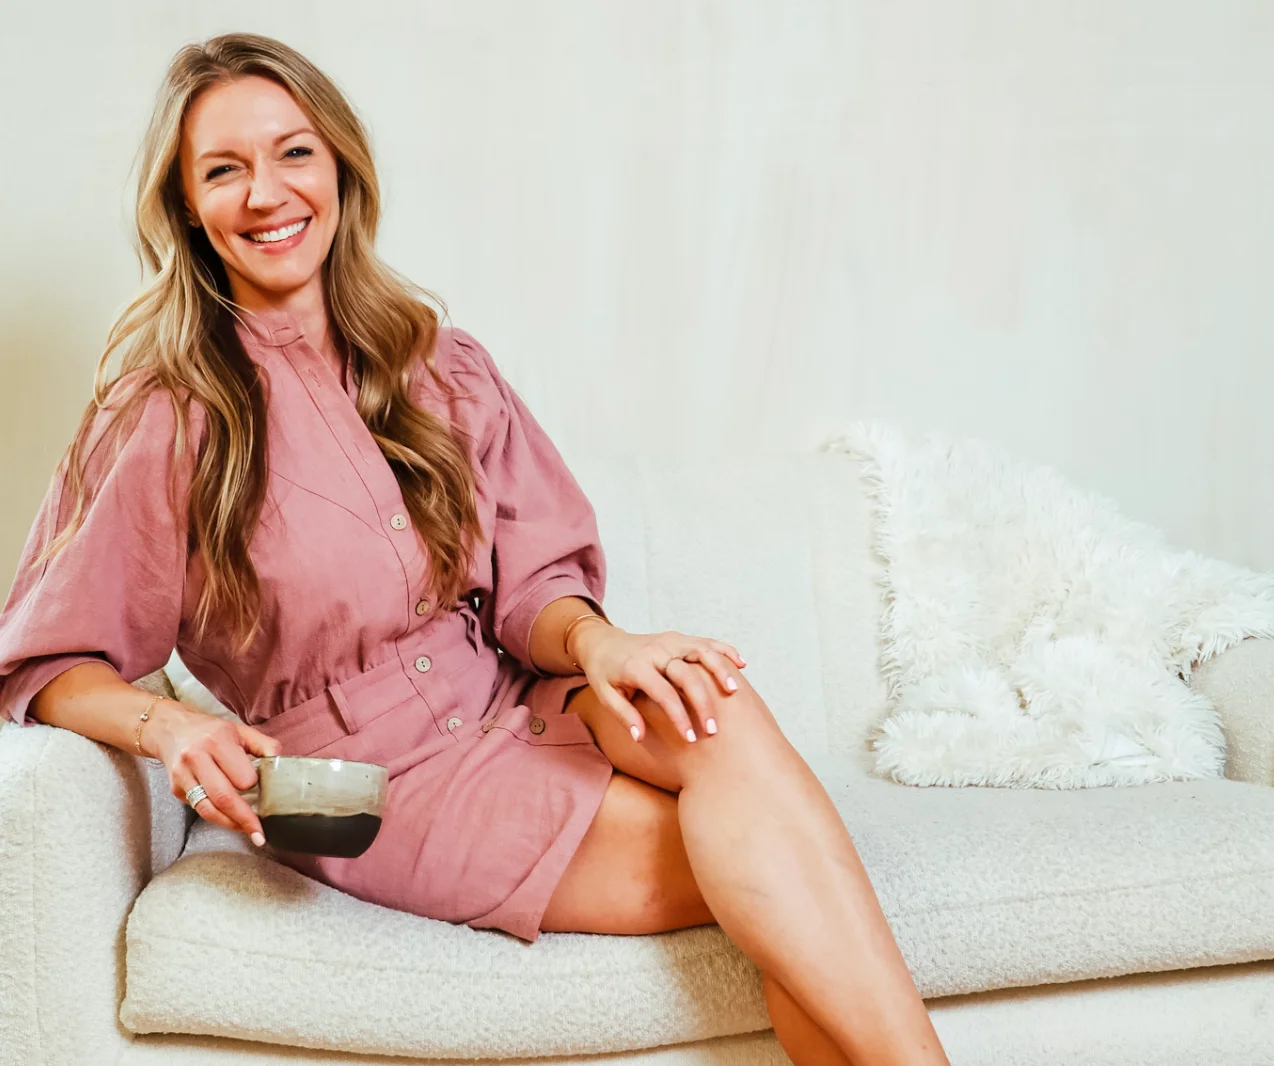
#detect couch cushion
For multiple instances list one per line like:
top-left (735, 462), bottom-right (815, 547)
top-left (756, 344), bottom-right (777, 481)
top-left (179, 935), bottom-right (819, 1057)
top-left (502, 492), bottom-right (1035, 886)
top-left (121, 836), bottom-right (767, 1059)
top-left (115, 962), bottom-right (1274, 1066)
top-left (814, 760), bottom-right (1274, 998)
top-left (121, 761), bottom-right (1274, 1059)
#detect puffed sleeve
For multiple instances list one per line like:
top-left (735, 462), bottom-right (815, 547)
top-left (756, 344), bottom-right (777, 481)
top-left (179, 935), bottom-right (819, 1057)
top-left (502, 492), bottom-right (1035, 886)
top-left (0, 375), bottom-right (205, 726)
top-left (450, 329), bottom-right (607, 676)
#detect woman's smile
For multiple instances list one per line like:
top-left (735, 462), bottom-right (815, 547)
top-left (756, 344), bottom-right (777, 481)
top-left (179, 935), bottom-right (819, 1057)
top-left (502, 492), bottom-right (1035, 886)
top-left (240, 215), bottom-right (311, 254)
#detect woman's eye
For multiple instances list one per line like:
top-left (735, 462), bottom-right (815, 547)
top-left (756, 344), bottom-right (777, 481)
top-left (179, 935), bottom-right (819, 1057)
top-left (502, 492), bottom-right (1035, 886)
top-left (204, 148), bottom-right (308, 181)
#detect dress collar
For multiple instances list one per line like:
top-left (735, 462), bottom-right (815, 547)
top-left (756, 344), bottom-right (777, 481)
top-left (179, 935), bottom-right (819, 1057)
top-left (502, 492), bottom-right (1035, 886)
top-left (232, 307), bottom-right (304, 349)
top-left (229, 306), bottom-right (359, 402)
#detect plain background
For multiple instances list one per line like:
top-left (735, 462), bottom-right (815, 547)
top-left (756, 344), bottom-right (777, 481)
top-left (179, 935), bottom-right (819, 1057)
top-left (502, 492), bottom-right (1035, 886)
top-left (2, 0), bottom-right (1272, 600)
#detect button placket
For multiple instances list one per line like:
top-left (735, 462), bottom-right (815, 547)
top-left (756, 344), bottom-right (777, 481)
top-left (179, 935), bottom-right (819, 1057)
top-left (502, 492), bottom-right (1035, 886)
top-left (286, 339), bottom-right (409, 542)
top-left (283, 336), bottom-right (455, 740)
top-left (396, 606), bottom-right (472, 737)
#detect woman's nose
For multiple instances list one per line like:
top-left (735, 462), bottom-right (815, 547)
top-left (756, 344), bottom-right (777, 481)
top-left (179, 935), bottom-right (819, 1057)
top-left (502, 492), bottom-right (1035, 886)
top-left (245, 163), bottom-right (286, 210)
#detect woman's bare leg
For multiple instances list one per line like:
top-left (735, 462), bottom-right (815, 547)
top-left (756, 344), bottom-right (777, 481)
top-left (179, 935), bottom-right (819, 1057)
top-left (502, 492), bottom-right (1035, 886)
top-left (543, 663), bottom-right (948, 1066)
top-left (764, 975), bottom-right (854, 1066)
top-left (542, 773), bottom-right (850, 1066)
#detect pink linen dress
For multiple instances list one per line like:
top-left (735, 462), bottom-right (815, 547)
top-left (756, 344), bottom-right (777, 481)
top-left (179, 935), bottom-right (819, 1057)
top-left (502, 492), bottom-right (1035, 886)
top-left (0, 310), bottom-right (615, 942)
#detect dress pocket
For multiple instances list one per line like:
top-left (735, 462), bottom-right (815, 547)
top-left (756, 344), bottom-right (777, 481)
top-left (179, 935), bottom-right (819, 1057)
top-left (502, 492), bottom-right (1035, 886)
top-left (483, 675), bottom-right (596, 748)
top-left (526, 708), bottom-right (595, 747)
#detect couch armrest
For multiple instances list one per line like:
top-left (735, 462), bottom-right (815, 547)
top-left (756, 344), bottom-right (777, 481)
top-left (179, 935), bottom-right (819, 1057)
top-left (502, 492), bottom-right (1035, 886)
top-left (0, 670), bottom-right (190, 1066)
top-left (1193, 638), bottom-right (1274, 787)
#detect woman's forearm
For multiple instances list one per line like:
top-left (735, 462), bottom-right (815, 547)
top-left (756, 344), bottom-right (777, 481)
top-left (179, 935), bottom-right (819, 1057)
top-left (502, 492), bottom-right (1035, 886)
top-left (27, 660), bottom-right (177, 757)
top-left (527, 596), bottom-right (611, 674)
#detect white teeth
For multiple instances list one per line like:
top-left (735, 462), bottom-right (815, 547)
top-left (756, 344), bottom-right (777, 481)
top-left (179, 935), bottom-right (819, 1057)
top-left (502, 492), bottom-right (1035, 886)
top-left (246, 218), bottom-right (309, 243)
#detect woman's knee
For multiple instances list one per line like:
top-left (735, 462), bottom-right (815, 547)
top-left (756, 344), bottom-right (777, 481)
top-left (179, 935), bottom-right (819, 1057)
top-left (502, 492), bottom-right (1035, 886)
top-left (568, 684), bottom-right (685, 792)
top-left (639, 659), bottom-right (778, 759)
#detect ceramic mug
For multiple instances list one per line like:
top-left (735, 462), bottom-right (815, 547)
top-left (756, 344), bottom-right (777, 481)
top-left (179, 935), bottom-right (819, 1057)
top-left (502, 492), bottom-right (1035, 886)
top-left (236, 755), bottom-right (389, 858)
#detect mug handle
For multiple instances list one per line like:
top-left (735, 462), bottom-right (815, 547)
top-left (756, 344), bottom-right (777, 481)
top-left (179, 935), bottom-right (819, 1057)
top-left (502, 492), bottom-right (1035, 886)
top-left (237, 755), bottom-right (264, 814)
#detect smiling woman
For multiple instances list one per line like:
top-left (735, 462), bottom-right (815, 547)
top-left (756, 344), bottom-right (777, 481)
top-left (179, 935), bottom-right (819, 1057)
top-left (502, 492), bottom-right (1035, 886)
top-left (0, 31), bottom-right (951, 1066)
top-left (180, 77), bottom-right (341, 361)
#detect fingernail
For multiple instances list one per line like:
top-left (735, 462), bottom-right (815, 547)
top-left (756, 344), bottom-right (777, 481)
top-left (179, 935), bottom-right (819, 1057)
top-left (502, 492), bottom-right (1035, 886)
top-left (725, 677), bottom-right (738, 692)
top-left (739, 659), bottom-right (747, 668)
top-left (630, 725), bottom-right (641, 741)
top-left (706, 718), bottom-right (718, 735)
top-left (686, 728), bottom-right (697, 743)
top-left (251, 832), bottom-right (265, 847)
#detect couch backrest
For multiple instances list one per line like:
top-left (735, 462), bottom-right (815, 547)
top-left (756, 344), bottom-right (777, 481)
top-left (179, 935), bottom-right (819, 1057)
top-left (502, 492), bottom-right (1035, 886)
top-left (163, 451), bottom-right (888, 762)
top-left (568, 452), bottom-right (887, 761)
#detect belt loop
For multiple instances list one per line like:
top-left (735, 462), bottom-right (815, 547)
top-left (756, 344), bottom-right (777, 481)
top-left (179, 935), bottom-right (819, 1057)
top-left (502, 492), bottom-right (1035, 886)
top-left (329, 684), bottom-right (358, 734)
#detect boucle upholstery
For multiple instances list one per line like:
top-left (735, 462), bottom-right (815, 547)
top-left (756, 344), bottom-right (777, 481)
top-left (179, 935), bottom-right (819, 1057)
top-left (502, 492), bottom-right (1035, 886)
top-left (1193, 636), bottom-right (1274, 786)
top-left (121, 758), bottom-right (1274, 1059)
top-left (122, 848), bottom-right (767, 1059)
top-left (114, 960), bottom-right (1274, 1066)
top-left (0, 674), bottom-right (187, 1066)
top-left (567, 455), bottom-right (890, 761)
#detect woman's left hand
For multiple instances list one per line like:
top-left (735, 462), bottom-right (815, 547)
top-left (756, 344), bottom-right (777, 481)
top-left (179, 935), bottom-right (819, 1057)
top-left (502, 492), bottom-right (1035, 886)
top-left (571, 624), bottom-right (746, 744)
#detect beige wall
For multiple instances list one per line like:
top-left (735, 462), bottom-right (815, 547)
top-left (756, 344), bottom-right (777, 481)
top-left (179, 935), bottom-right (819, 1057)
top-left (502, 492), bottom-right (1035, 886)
top-left (4, 0), bottom-right (1273, 600)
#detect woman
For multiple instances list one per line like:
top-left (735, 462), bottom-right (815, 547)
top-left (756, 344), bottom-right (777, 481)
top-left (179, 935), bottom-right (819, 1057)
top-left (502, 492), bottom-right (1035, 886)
top-left (0, 33), bottom-right (948, 1066)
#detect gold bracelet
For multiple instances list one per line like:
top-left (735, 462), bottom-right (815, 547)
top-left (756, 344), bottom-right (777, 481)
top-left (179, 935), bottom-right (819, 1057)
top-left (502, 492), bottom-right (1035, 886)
top-left (562, 612), bottom-right (611, 670)
top-left (135, 694), bottom-right (166, 757)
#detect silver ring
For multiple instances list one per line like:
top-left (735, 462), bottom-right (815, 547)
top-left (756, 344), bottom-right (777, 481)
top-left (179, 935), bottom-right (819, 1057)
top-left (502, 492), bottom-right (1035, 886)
top-left (185, 784), bottom-right (209, 808)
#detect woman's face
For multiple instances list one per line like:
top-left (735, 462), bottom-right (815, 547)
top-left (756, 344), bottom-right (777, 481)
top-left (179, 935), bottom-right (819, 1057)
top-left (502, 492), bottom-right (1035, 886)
top-left (179, 75), bottom-right (340, 310)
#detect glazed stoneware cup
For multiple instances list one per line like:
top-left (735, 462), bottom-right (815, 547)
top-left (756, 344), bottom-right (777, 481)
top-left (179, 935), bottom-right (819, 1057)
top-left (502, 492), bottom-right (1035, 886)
top-left (237, 755), bottom-right (389, 858)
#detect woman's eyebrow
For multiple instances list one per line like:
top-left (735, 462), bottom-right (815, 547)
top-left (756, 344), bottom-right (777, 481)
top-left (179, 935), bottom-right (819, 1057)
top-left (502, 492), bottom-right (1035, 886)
top-left (195, 127), bottom-right (316, 164)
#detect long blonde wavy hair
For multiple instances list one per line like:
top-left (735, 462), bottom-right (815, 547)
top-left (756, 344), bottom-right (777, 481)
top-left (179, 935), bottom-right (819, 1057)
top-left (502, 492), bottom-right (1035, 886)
top-left (36, 32), bottom-right (482, 654)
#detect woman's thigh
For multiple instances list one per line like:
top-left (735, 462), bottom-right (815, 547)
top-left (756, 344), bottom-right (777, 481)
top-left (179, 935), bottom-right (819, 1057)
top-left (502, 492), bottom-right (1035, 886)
top-left (542, 663), bottom-right (776, 935)
top-left (539, 769), bottom-right (713, 934)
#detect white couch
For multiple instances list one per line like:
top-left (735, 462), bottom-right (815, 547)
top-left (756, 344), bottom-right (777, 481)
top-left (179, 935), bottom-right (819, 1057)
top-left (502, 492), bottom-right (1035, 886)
top-left (3, 453), bottom-right (1274, 1066)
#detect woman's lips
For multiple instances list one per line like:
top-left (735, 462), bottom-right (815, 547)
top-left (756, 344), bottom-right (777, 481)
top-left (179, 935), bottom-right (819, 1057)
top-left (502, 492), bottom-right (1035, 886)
top-left (240, 217), bottom-right (311, 254)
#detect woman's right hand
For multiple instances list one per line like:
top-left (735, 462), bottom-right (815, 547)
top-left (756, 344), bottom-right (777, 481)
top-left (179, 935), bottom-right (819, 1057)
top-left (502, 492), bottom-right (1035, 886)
top-left (143, 697), bottom-right (282, 846)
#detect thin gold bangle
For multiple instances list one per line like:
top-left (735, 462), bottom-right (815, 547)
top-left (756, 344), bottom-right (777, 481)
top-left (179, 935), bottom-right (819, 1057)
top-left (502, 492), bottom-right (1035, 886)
top-left (135, 694), bottom-right (166, 757)
top-left (562, 612), bottom-right (611, 670)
